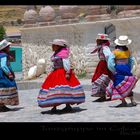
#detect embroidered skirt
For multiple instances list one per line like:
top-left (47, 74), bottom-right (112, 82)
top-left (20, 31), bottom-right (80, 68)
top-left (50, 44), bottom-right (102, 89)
top-left (106, 64), bottom-right (138, 100)
top-left (37, 68), bottom-right (85, 108)
top-left (91, 60), bottom-right (113, 97)
top-left (0, 69), bottom-right (19, 105)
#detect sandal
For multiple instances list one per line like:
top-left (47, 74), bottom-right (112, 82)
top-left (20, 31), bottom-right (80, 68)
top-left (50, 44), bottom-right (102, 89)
top-left (131, 102), bottom-right (137, 106)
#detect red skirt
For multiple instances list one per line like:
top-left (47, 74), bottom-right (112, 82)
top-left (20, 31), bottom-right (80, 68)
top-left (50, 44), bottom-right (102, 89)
top-left (37, 68), bottom-right (85, 108)
top-left (92, 60), bottom-right (113, 82)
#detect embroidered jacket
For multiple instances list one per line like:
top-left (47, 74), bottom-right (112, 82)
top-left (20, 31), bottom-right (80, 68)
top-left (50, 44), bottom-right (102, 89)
top-left (0, 53), bottom-right (13, 77)
top-left (51, 48), bottom-right (70, 73)
top-left (108, 48), bottom-right (134, 73)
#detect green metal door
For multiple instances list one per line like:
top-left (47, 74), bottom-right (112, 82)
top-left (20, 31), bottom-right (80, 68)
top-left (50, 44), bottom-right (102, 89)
top-left (10, 47), bottom-right (22, 72)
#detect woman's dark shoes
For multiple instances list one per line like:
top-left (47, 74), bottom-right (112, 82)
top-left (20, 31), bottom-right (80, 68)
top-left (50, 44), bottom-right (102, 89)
top-left (0, 106), bottom-right (11, 112)
top-left (50, 107), bottom-right (57, 113)
top-left (93, 96), bottom-right (107, 102)
top-left (62, 105), bottom-right (72, 112)
top-left (105, 98), bottom-right (111, 101)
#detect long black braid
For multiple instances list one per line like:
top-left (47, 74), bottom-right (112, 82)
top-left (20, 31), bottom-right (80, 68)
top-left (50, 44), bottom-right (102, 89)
top-left (115, 45), bottom-right (128, 51)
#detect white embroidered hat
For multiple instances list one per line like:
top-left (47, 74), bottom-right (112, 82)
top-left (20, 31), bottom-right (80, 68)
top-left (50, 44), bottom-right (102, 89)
top-left (114, 35), bottom-right (132, 46)
top-left (50, 39), bottom-right (68, 47)
top-left (0, 39), bottom-right (11, 51)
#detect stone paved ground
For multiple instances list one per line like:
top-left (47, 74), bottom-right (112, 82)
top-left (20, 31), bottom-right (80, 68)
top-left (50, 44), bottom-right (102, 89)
top-left (0, 78), bottom-right (140, 122)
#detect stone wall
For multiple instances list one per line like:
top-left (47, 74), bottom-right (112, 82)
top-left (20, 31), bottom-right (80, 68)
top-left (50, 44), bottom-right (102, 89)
top-left (21, 16), bottom-right (140, 79)
top-left (23, 5), bottom-right (140, 28)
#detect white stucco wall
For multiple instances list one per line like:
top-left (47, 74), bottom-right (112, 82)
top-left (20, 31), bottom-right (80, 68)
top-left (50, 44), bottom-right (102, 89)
top-left (20, 16), bottom-right (140, 79)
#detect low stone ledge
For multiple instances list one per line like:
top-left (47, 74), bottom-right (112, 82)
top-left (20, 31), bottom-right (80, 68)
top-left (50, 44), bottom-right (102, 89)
top-left (23, 24), bottom-right (38, 28)
top-left (85, 14), bottom-right (111, 21)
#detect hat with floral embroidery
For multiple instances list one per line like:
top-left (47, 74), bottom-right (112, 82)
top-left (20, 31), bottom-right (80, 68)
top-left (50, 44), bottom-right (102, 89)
top-left (96, 33), bottom-right (110, 41)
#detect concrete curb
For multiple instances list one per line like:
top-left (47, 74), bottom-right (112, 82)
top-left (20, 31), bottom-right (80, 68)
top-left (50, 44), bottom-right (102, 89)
top-left (17, 81), bottom-right (42, 90)
top-left (16, 81), bottom-right (92, 91)
top-left (16, 79), bottom-right (140, 101)
top-left (16, 79), bottom-right (140, 94)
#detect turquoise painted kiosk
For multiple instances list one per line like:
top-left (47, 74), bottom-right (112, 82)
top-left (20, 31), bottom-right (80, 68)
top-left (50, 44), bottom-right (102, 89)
top-left (6, 33), bottom-right (22, 72)
top-left (10, 45), bottom-right (22, 72)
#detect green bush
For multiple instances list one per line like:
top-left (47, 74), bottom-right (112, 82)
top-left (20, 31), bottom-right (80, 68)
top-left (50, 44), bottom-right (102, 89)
top-left (106, 5), bottom-right (120, 15)
top-left (77, 70), bottom-right (87, 79)
top-left (0, 25), bottom-right (6, 41)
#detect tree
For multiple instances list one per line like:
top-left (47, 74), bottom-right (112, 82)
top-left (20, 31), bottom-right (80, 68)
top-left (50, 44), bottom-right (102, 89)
top-left (0, 25), bottom-right (6, 41)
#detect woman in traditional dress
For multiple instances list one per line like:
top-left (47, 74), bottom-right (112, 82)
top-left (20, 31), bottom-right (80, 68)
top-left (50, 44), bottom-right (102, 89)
top-left (0, 39), bottom-right (19, 112)
top-left (91, 33), bottom-right (113, 102)
top-left (107, 35), bottom-right (137, 107)
top-left (37, 39), bottom-right (85, 112)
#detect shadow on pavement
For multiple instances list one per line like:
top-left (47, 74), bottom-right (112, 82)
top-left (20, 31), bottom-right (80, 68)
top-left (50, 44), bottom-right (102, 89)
top-left (9, 107), bottom-right (24, 111)
top-left (41, 107), bottom-right (87, 115)
top-left (109, 103), bottom-right (139, 108)
top-left (92, 98), bottom-right (111, 102)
